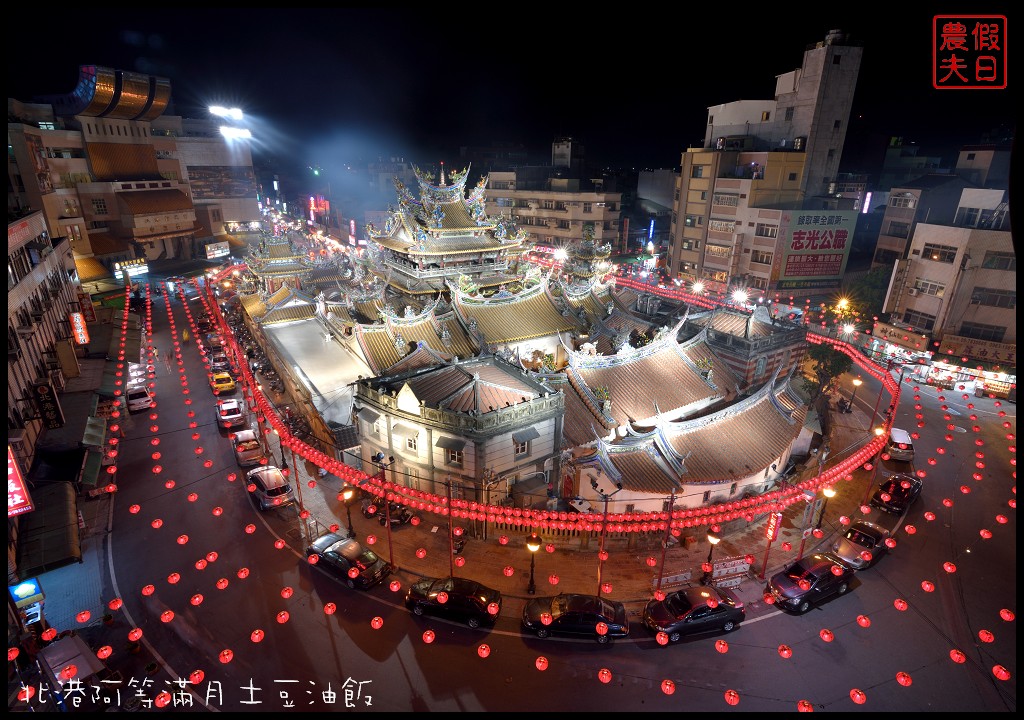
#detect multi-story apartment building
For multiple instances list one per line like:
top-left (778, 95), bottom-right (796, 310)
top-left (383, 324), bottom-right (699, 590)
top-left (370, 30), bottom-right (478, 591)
top-left (8, 65), bottom-right (258, 284)
top-left (880, 189), bottom-right (1013, 393)
top-left (667, 30), bottom-right (863, 299)
top-left (7, 212), bottom-right (80, 474)
top-left (484, 171), bottom-right (621, 249)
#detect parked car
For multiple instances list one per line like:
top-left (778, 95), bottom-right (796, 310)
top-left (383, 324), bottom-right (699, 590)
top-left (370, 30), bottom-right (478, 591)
top-left (405, 576), bottom-right (502, 629)
top-left (231, 429), bottom-right (266, 467)
top-left (522, 593), bottom-right (629, 643)
top-left (642, 586), bottom-right (745, 642)
top-left (766, 552), bottom-right (854, 614)
top-left (215, 398), bottom-right (246, 429)
top-left (209, 352), bottom-right (231, 373)
top-left (870, 473), bottom-right (923, 515)
top-left (210, 372), bottom-right (236, 393)
top-left (831, 519), bottom-right (891, 569)
top-left (245, 465), bottom-right (295, 511)
top-left (125, 386), bottom-right (154, 413)
top-left (885, 427), bottom-right (915, 462)
top-left (204, 332), bottom-right (226, 349)
top-left (306, 532), bottom-right (391, 589)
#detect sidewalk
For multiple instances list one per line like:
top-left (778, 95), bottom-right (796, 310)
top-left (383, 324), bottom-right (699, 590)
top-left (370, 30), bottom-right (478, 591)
top-left (261, 396), bottom-right (873, 616)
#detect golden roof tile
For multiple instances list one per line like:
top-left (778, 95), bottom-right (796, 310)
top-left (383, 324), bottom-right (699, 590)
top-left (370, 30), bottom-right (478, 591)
top-left (457, 288), bottom-right (577, 343)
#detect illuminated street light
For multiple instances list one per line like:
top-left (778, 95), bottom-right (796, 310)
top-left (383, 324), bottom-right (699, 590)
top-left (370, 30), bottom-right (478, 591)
top-left (341, 485), bottom-right (356, 538)
top-left (691, 282), bottom-right (705, 294)
top-left (703, 530), bottom-right (722, 584)
top-left (816, 486), bottom-right (837, 530)
top-left (843, 323), bottom-right (855, 335)
top-left (220, 127), bottom-right (252, 140)
top-left (849, 377), bottom-right (863, 413)
top-left (732, 289), bottom-right (749, 305)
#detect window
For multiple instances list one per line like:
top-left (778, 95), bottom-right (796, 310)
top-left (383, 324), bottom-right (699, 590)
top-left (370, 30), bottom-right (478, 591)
top-left (445, 448), bottom-right (463, 466)
top-left (958, 322), bottom-right (1005, 343)
top-left (833, 55), bottom-right (842, 65)
top-left (788, 172), bottom-right (797, 181)
top-left (582, 202), bottom-right (592, 213)
top-left (955, 207), bottom-right (980, 226)
top-left (406, 436), bottom-right (418, 452)
top-left (708, 220), bottom-right (735, 233)
top-left (712, 193), bottom-right (739, 207)
top-left (755, 356), bottom-right (767, 377)
top-left (684, 215), bottom-right (703, 227)
top-left (784, 107), bottom-right (794, 121)
top-left (705, 244), bottom-right (731, 259)
top-left (921, 243), bottom-right (958, 264)
top-left (700, 191), bottom-right (707, 200)
top-left (913, 278), bottom-right (945, 297)
top-left (887, 221), bottom-right (911, 238)
top-left (514, 440), bottom-right (530, 457)
top-left (833, 119), bottom-right (842, 129)
top-left (751, 250), bottom-right (773, 265)
top-left (91, 198), bottom-right (108, 215)
top-left (761, 111), bottom-right (771, 121)
top-left (874, 248), bottom-right (900, 265)
top-left (754, 223), bottom-right (779, 238)
top-left (889, 195), bottom-right (917, 209)
top-left (372, 420), bottom-right (383, 436)
top-left (542, 200), bottom-right (554, 210)
top-left (827, 149), bottom-right (836, 160)
top-left (901, 309), bottom-right (936, 331)
top-left (708, 115), bottom-right (714, 124)
top-left (967, 153), bottom-right (976, 160)
top-left (971, 287), bottom-right (1016, 309)
top-left (981, 251), bottom-right (1015, 271)
top-left (691, 166), bottom-right (705, 178)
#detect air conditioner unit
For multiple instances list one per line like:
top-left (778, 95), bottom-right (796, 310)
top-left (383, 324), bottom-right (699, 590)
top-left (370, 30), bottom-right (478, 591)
top-left (17, 325), bottom-right (35, 337)
top-left (50, 368), bottom-right (66, 392)
top-left (8, 348), bottom-right (21, 363)
top-left (31, 311), bottom-right (45, 321)
top-left (907, 288), bottom-right (919, 297)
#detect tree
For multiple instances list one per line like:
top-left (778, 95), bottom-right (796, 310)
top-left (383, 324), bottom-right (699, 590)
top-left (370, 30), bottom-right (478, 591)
top-left (801, 344), bottom-right (854, 401)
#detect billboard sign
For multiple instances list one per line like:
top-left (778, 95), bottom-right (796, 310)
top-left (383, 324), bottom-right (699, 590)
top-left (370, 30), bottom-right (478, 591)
top-left (8, 445), bottom-right (34, 518)
top-left (776, 210), bottom-right (857, 291)
top-left (205, 241), bottom-right (230, 259)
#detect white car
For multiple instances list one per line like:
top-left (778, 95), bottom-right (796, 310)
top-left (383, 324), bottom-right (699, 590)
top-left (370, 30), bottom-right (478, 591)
top-left (215, 398), bottom-right (246, 429)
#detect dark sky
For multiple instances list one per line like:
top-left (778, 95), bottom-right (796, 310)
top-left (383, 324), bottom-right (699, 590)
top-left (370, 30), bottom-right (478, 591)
top-left (7, 7), bottom-right (1014, 189)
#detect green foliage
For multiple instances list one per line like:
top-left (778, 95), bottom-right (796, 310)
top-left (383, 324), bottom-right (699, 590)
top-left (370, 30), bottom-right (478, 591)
top-left (801, 344), bottom-right (854, 400)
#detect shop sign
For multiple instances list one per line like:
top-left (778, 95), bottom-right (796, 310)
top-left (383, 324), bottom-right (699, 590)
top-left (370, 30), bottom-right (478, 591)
top-left (8, 445), bottom-right (35, 518)
top-left (871, 321), bottom-right (931, 353)
top-left (69, 312), bottom-right (90, 345)
top-left (766, 511), bottom-right (783, 541)
top-left (937, 335), bottom-right (1015, 365)
top-left (31, 379), bottom-right (66, 430)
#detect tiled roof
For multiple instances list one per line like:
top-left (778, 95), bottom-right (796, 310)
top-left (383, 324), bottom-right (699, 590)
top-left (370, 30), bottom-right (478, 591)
top-left (559, 379), bottom-right (606, 447)
top-left (708, 310), bottom-right (774, 338)
top-left (75, 256), bottom-right (112, 283)
top-left (352, 301), bottom-right (382, 324)
top-left (252, 261), bottom-right (312, 276)
top-left (664, 393), bottom-right (807, 482)
top-left (357, 325), bottom-right (403, 373)
top-left (117, 189), bottom-right (193, 214)
top-left (457, 287), bottom-right (578, 343)
top-left (267, 243), bottom-right (301, 259)
top-left (395, 315), bottom-right (478, 358)
top-left (262, 305), bottom-right (316, 325)
top-left (87, 232), bottom-right (130, 256)
top-left (239, 293), bottom-right (267, 318)
top-left (384, 344), bottom-right (450, 374)
top-left (323, 304), bottom-right (354, 324)
top-left (612, 286), bottom-right (639, 309)
top-left (607, 451), bottom-right (680, 494)
top-left (266, 286), bottom-right (293, 306)
top-left (682, 341), bottom-right (740, 394)
top-left (573, 342), bottom-right (726, 426)
top-left (399, 361), bottom-right (537, 414)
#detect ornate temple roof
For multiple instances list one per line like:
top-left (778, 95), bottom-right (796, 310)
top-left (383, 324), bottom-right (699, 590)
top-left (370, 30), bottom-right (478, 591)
top-left (574, 373), bottom-right (806, 491)
top-left (247, 237), bottom-right (313, 278)
top-left (364, 165), bottom-right (529, 258)
top-left (353, 307), bottom-right (479, 375)
top-left (452, 279), bottom-right (579, 344)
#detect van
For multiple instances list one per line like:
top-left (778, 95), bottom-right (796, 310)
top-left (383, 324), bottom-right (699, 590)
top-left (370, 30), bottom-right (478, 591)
top-left (886, 427), bottom-right (915, 462)
top-left (126, 387), bottom-right (153, 413)
top-left (232, 429), bottom-right (266, 467)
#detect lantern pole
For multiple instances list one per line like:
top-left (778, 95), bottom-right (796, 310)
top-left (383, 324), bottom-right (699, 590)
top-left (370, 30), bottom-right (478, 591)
top-left (861, 426), bottom-right (888, 506)
top-left (446, 474), bottom-right (455, 579)
top-left (593, 481), bottom-right (623, 598)
top-left (656, 488), bottom-right (676, 592)
top-left (373, 452), bottom-right (396, 570)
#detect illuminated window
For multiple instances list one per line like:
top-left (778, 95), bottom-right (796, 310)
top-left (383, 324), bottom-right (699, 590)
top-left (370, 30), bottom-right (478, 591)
top-left (912, 278), bottom-right (945, 297)
top-left (761, 111), bottom-right (771, 121)
top-left (921, 243), bottom-right (957, 264)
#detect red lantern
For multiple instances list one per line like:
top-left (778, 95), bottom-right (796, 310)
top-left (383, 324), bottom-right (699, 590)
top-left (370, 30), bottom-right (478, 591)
top-left (949, 649), bottom-right (967, 664)
top-left (724, 689), bottom-right (740, 706)
top-left (598, 668), bottom-right (612, 684)
top-left (778, 644), bottom-right (793, 658)
top-left (477, 644), bottom-right (491, 658)
top-left (601, 582), bottom-right (613, 594)
top-left (715, 639), bottom-right (729, 653)
top-left (978, 629), bottom-right (994, 643)
top-left (324, 603), bottom-right (337, 615)
top-left (535, 656), bottom-right (549, 671)
top-left (371, 616), bottom-right (384, 629)
top-left (216, 578), bottom-right (229, 590)
top-left (389, 580), bottom-right (402, 593)
top-left (656, 632), bottom-right (669, 646)
top-left (819, 628), bottom-right (834, 642)
top-left (992, 665), bottom-right (1011, 681)
top-left (849, 688), bottom-right (867, 705)
top-left (503, 566), bottom-right (515, 577)
top-left (661, 679), bottom-right (676, 695)
top-left (797, 700), bottom-right (814, 712)
top-left (219, 649), bottom-right (234, 664)
top-left (896, 671), bottom-right (913, 687)
top-left (422, 630), bottom-right (435, 644)
top-left (548, 574), bottom-right (559, 585)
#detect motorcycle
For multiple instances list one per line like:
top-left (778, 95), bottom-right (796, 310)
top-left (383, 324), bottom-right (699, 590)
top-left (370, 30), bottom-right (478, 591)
top-left (361, 499), bottom-right (414, 527)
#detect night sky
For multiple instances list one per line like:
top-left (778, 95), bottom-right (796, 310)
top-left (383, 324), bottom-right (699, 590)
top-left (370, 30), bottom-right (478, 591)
top-left (7, 7), bottom-right (1014, 190)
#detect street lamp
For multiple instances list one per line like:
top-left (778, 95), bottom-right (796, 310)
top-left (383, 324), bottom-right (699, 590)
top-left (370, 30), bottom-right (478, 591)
top-left (703, 530), bottom-right (721, 585)
top-left (341, 485), bottom-right (356, 539)
top-left (816, 486), bottom-right (837, 530)
top-left (525, 532), bottom-right (542, 595)
top-left (372, 452), bottom-right (396, 569)
top-left (848, 377), bottom-right (863, 413)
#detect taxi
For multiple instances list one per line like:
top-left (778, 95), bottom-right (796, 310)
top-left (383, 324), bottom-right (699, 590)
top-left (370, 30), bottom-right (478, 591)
top-left (210, 371), bottom-right (236, 393)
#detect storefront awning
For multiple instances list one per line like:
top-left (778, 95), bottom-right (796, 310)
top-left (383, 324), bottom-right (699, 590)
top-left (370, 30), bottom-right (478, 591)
top-left (435, 436), bottom-right (466, 451)
top-left (82, 416), bottom-right (107, 448)
top-left (15, 482), bottom-right (82, 576)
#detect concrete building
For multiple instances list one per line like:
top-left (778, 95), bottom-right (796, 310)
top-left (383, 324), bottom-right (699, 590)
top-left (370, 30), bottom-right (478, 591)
top-left (7, 65), bottom-right (259, 285)
top-left (668, 30), bottom-right (863, 300)
top-left (880, 189), bottom-right (1014, 392)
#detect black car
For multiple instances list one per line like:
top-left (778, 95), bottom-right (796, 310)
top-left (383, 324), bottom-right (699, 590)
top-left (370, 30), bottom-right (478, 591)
top-left (870, 473), bottom-right (923, 514)
top-left (405, 576), bottom-right (502, 629)
top-left (766, 553), bottom-right (855, 614)
top-left (306, 532), bottom-right (391, 590)
top-left (522, 593), bottom-right (629, 644)
top-left (642, 586), bottom-right (745, 642)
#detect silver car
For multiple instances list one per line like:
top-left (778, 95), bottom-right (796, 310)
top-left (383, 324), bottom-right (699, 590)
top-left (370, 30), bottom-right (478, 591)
top-left (831, 519), bottom-right (890, 569)
top-left (245, 466), bottom-right (296, 511)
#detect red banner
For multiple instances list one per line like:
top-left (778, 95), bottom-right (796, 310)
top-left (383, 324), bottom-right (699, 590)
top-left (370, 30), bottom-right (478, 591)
top-left (8, 446), bottom-right (34, 517)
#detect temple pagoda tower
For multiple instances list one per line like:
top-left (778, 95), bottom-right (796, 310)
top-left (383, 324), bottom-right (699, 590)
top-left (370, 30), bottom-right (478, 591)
top-left (247, 234), bottom-right (314, 294)
top-left (362, 165), bottom-right (529, 295)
